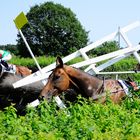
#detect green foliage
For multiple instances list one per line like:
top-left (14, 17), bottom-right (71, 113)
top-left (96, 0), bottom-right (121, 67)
top-left (16, 2), bottom-right (88, 57)
top-left (10, 55), bottom-right (56, 69)
top-left (90, 41), bottom-right (119, 56)
top-left (0, 96), bottom-right (140, 139)
top-left (1, 43), bottom-right (140, 139)
top-left (100, 56), bottom-right (140, 80)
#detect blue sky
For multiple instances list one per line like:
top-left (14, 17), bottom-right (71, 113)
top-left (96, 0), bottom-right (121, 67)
top-left (0, 0), bottom-right (140, 46)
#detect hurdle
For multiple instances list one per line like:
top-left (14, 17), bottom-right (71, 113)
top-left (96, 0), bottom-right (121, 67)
top-left (13, 21), bottom-right (140, 88)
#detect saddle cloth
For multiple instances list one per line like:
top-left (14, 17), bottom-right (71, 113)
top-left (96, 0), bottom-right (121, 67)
top-left (3, 64), bottom-right (16, 74)
top-left (118, 80), bottom-right (129, 95)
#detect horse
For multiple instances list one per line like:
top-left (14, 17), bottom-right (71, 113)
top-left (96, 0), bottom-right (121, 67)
top-left (0, 62), bottom-right (43, 114)
top-left (0, 60), bottom-right (32, 76)
top-left (39, 57), bottom-right (139, 104)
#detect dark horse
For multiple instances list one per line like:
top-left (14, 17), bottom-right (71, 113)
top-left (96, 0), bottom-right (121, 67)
top-left (40, 57), bottom-right (138, 104)
top-left (0, 63), bottom-right (44, 113)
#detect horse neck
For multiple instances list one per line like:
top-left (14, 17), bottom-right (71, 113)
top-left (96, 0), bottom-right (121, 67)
top-left (16, 66), bottom-right (31, 76)
top-left (64, 65), bottom-right (103, 91)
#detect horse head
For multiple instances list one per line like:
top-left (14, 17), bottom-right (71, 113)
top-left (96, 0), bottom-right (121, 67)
top-left (39, 57), bottom-right (107, 101)
top-left (40, 57), bottom-right (72, 100)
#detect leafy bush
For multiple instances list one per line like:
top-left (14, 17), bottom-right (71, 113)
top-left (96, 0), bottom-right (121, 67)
top-left (1, 55), bottom-right (140, 139)
top-left (0, 96), bottom-right (140, 139)
top-left (89, 41), bottom-right (119, 57)
top-left (100, 56), bottom-right (140, 80)
top-left (10, 55), bottom-right (56, 68)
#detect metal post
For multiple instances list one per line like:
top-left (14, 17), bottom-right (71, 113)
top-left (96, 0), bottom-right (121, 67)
top-left (118, 26), bottom-right (121, 48)
top-left (116, 74), bottom-right (118, 80)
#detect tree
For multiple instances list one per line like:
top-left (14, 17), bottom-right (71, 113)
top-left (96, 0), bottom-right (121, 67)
top-left (16, 2), bottom-right (89, 57)
top-left (91, 41), bottom-right (119, 56)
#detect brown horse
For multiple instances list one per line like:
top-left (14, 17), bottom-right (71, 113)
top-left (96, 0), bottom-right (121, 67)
top-left (15, 65), bottom-right (32, 76)
top-left (0, 60), bottom-right (32, 77)
top-left (40, 57), bottom-right (138, 104)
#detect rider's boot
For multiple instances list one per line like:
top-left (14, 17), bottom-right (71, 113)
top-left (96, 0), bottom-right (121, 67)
top-left (1, 60), bottom-right (10, 71)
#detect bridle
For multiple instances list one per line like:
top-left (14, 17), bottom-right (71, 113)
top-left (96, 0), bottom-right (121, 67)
top-left (63, 68), bottom-right (80, 90)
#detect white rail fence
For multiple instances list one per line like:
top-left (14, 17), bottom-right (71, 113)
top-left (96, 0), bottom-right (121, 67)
top-left (13, 21), bottom-right (140, 88)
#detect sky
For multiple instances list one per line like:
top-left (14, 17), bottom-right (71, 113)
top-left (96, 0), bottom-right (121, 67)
top-left (0, 0), bottom-right (140, 47)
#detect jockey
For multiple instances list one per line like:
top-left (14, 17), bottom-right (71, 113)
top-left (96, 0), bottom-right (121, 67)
top-left (0, 50), bottom-right (12, 71)
top-left (0, 50), bottom-right (12, 61)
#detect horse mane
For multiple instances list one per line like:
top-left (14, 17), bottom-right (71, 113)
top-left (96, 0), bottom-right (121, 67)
top-left (66, 65), bottom-right (102, 81)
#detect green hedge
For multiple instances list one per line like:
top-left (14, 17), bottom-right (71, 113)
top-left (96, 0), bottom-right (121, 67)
top-left (99, 56), bottom-right (140, 80)
top-left (0, 96), bottom-right (140, 139)
top-left (1, 56), bottom-right (140, 139)
top-left (10, 56), bottom-right (56, 68)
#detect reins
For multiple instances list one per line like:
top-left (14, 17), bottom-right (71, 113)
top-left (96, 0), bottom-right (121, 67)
top-left (94, 77), bottom-right (105, 95)
top-left (63, 68), bottom-right (80, 90)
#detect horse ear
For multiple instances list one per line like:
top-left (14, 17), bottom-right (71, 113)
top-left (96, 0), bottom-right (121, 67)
top-left (56, 56), bottom-right (63, 68)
